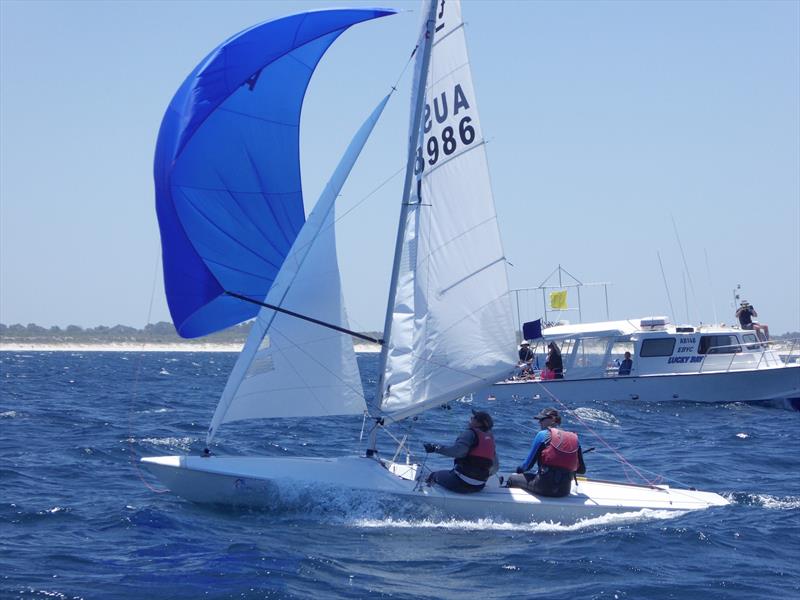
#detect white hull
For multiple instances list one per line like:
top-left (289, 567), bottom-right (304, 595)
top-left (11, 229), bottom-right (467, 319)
top-left (141, 455), bottom-right (728, 524)
top-left (495, 365), bottom-right (800, 405)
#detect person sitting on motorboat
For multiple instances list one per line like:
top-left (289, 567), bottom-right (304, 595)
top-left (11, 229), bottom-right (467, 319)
top-left (507, 407), bottom-right (585, 497)
top-left (518, 341), bottom-right (534, 364)
top-left (736, 300), bottom-right (770, 341)
top-left (618, 351), bottom-right (633, 376)
top-left (424, 410), bottom-right (498, 493)
top-left (540, 359), bottom-right (556, 380)
top-left (547, 342), bottom-right (564, 379)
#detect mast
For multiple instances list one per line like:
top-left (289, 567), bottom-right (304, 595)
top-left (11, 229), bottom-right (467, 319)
top-left (369, 0), bottom-right (438, 449)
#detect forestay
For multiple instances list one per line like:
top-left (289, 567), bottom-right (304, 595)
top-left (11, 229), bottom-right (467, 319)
top-left (379, 0), bottom-right (517, 422)
top-left (207, 97), bottom-right (391, 443)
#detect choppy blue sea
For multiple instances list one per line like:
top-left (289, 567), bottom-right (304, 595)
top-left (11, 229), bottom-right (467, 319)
top-left (1, 351), bottom-right (798, 599)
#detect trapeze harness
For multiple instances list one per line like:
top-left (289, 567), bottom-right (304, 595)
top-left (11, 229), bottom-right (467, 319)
top-left (454, 428), bottom-right (496, 485)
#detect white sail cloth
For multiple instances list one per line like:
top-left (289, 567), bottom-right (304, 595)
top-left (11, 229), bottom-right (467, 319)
top-left (380, 0), bottom-right (517, 421)
top-left (207, 96), bottom-right (390, 443)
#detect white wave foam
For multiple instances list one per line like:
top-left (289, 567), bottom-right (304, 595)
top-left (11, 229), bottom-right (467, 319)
top-left (134, 436), bottom-right (195, 451)
top-left (570, 407), bottom-right (620, 427)
top-left (0, 410), bottom-right (18, 418)
top-left (23, 589), bottom-right (82, 600)
top-left (754, 494), bottom-right (800, 510)
top-left (349, 509), bottom-right (686, 532)
top-left (37, 506), bottom-right (69, 515)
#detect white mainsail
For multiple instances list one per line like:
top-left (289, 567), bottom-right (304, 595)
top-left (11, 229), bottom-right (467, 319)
top-left (207, 97), bottom-right (390, 443)
top-left (379, 0), bottom-right (517, 422)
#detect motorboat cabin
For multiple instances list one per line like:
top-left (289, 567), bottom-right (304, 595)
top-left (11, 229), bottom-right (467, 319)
top-left (496, 317), bottom-right (800, 406)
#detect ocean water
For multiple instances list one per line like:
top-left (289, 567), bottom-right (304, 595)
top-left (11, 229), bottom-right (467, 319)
top-left (1, 351), bottom-right (798, 600)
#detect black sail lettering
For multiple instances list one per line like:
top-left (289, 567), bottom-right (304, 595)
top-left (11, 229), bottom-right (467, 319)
top-left (435, 0), bottom-right (446, 32)
top-left (453, 83), bottom-right (470, 114)
top-left (423, 104), bottom-right (432, 133)
top-left (433, 92), bottom-right (448, 124)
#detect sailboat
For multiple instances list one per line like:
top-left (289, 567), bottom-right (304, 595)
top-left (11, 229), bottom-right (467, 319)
top-left (143, 1), bottom-right (729, 523)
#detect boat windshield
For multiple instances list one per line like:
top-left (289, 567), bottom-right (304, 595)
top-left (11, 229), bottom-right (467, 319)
top-left (698, 335), bottom-right (742, 355)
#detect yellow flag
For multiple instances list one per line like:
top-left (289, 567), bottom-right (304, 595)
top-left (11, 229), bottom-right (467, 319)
top-left (550, 290), bottom-right (568, 310)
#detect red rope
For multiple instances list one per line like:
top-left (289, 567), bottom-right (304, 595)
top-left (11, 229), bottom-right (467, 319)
top-left (534, 382), bottom-right (659, 486)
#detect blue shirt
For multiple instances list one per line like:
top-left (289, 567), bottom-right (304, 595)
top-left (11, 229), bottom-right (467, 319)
top-left (519, 429), bottom-right (551, 472)
top-left (618, 358), bottom-right (633, 376)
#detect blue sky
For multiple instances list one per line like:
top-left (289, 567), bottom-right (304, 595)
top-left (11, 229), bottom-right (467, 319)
top-left (1, 0), bottom-right (798, 335)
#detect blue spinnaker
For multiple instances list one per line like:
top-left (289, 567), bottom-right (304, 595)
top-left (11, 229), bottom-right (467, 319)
top-left (154, 9), bottom-right (394, 338)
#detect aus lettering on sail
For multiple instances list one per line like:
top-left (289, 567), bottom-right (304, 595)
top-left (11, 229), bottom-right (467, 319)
top-left (414, 83), bottom-right (476, 173)
top-left (413, 0), bottom-right (482, 182)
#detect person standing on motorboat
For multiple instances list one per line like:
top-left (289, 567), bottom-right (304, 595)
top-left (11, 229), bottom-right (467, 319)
top-left (424, 410), bottom-right (499, 493)
top-left (736, 300), bottom-right (770, 341)
top-left (507, 407), bottom-right (585, 497)
top-left (618, 351), bottom-right (633, 376)
top-left (547, 342), bottom-right (564, 379)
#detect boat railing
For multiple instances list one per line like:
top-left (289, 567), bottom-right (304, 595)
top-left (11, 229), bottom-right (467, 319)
top-left (698, 338), bottom-right (797, 373)
top-left (770, 337), bottom-right (800, 365)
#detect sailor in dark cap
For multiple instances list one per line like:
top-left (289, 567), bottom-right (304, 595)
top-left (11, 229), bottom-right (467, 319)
top-left (424, 409), bottom-right (499, 493)
top-left (507, 407), bottom-right (585, 497)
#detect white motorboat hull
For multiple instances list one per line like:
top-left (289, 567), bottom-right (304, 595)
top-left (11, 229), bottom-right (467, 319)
top-left (141, 455), bottom-right (728, 524)
top-left (494, 365), bottom-right (800, 407)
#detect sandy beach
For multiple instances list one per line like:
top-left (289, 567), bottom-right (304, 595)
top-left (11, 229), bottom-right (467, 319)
top-left (0, 342), bottom-right (382, 353)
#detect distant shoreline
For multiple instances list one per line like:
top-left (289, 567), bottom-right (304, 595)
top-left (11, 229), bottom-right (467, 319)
top-left (0, 342), bottom-right (382, 353)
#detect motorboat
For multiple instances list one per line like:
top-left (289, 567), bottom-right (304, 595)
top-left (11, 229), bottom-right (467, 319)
top-left (496, 316), bottom-right (800, 408)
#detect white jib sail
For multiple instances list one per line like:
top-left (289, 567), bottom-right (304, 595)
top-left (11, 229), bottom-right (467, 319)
top-left (207, 96), bottom-right (390, 443)
top-left (380, 0), bottom-right (517, 421)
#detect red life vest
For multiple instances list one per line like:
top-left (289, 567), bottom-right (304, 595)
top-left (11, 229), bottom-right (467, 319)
top-left (469, 428), bottom-right (495, 459)
top-left (454, 428), bottom-right (496, 482)
top-left (539, 427), bottom-right (579, 472)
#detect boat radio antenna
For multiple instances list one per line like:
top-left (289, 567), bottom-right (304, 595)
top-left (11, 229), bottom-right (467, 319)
top-left (657, 251), bottom-right (677, 324)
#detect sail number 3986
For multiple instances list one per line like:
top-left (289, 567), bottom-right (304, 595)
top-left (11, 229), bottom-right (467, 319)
top-left (414, 83), bottom-right (475, 175)
top-left (419, 117), bottom-right (474, 170)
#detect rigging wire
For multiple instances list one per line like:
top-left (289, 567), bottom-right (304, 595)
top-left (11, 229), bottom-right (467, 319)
top-left (671, 214), bottom-right (699, 319)
top-left (529, 383), bottom-right (659, 486)
top-left (703, 248), bottom-right (719, 324)
top-left (657, 251), bottom-right (677, 324)
top-left (275, 32), bottom-right (420, 271)
top-left (128, 249), bottom-right (170, 493)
